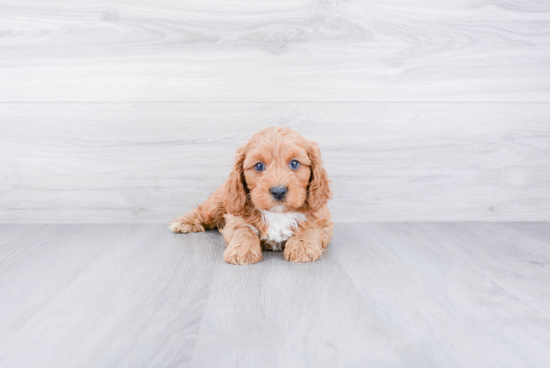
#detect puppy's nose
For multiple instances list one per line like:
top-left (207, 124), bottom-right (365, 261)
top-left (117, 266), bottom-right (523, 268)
top-left (270, 186), bottom-right (288, 201)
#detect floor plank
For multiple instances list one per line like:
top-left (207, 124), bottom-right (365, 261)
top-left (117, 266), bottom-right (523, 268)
top-left (412, 223), bottom-right (550, 316)
top-left (0, 224), bottom-right (49, 249)
top-left (0, 224), bottom-right (220, 367)
top-left (1, 1), bottom-right (549, 102)
top-left (499, 222), bottom-right (550, 246)
top-left (189, 247), bottom-right (405, 368)
top-left (1, 223), bottom-right (550, 367)
top-left (333, 223), bottom-right (550, 368)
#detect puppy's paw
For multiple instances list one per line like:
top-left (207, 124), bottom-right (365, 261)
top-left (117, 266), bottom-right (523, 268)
top-left (224, 242), bottom-right (263, 265)
top-left (284, 237), bottom-right (323, 263)
top-left (170, 214), bottom-right (205, 233)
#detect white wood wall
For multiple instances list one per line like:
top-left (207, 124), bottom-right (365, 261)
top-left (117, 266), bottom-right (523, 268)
top-left (1, 0), bottom-right (549, 223)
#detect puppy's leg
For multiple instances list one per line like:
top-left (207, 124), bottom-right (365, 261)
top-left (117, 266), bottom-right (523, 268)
top-left (284, 223), bottom-right (331, 263)
top-left (221, 214), bottom-right (262, 265)
top-left (170, 186), bottom-right (225, 233)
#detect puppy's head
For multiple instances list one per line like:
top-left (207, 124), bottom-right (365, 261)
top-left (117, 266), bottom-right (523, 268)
top-left (225, 127), bottom-right (331, 214)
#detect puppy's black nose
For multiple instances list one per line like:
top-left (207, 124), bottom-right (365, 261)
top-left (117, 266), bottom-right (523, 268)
top-left (270, 186), bottom-right (288, 201)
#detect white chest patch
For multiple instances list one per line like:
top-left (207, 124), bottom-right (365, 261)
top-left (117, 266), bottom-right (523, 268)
top-left (260, 210), bottom-right (307, 251)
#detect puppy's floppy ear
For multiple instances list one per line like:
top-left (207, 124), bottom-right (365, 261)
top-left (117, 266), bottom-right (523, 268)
top-left (224, 144), bottom-right (248, 214)
top-left (307, 140), bottom-right (332, 212)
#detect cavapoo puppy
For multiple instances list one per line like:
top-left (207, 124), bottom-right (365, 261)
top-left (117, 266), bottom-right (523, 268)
top-left (170, 126), bottom-right (333, 265)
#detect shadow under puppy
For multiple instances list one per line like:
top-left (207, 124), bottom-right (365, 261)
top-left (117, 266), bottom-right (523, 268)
top-left (170, 126), bottom-right (333, 265)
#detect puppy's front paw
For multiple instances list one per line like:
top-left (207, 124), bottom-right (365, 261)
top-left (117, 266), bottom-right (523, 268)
top-left (170, 213), bottom-right (205, 233)
top-left (284, 237), bottom-right (323, 263)
top-left (224, 242), bottom-right (263, 265)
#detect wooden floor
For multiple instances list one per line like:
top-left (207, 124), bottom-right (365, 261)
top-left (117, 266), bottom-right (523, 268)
top-left (1, 223), bottom-right (549, 367)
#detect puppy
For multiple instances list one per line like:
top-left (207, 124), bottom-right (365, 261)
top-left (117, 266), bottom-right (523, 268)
top-left (170, 126), bottom-right (333, 265)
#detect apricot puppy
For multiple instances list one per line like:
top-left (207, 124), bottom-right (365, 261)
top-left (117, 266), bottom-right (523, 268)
top-left (170, 126), bottom-right (333, 265)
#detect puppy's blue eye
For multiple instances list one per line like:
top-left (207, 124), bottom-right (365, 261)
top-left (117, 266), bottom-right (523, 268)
top-left (254, 163), bottom-right (265, 171)
top-left (289, 160), bottom-right (300, 170)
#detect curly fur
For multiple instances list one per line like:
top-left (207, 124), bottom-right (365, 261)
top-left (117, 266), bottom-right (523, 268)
top-left (170, 126), bottom-right (333, 265)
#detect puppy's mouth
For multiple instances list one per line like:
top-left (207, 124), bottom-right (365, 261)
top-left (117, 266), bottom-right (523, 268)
top-left (268, 205), bottom-right (288, 213)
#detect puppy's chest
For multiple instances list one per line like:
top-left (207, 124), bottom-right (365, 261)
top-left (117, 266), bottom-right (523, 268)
top-left (256, 211), bottom-right (306, 251)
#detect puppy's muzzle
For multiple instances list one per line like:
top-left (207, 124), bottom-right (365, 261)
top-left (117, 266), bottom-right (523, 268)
top-left (270, 186), bottom-right (287, 201)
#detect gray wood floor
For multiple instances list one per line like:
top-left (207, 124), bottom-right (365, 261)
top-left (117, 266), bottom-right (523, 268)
top-left (1, 223), bottom-right (549, 367)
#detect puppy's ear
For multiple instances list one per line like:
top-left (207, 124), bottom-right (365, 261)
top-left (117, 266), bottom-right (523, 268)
top-left (307, 140), bottom-right (332, 212)
top-left (224, 144), bottom-right (248, 214)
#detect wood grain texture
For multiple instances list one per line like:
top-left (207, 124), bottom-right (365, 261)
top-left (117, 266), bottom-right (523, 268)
top-left (1, 223), bottom-right (550, 367)
top-left (375, 222), bottom-right (550, 317)
top-left (1, 102), bottom-right (549, 223)
top-left (501, 222), bottom-right (550, 245)
top-left (0, 0), bottom-right (549, 102)
top-left (190, 242), bottom-right (399, 368)
top-left (0, 224), bottom-right (221, 367)
top-left (333, 223), bottom-right (550, 367)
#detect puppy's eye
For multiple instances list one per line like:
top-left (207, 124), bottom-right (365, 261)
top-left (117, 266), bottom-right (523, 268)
top-left (289, 160), bottom-right (300, 170)
top-left (254, 163), bottom-right (265, 172)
